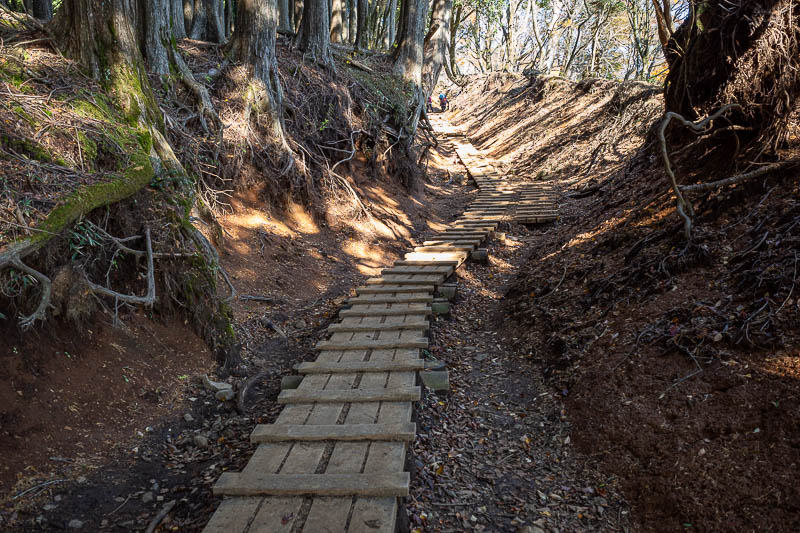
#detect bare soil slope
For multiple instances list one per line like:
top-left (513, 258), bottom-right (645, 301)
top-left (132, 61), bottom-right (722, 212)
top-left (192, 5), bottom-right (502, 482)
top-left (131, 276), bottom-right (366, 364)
top-left (449, 73), bottom-right (800, 532)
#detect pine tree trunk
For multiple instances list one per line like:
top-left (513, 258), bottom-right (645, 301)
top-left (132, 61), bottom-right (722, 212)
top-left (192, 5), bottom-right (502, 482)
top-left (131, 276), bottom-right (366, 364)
top-left (355, 0), bottom-right (367, 50)
top-left (382, 0), bottom-right (396, 48)
top-left (24, 0), bottom-right (52, 20)
top-left (205, 0), bottom-right (227, 42)
top-left (189, 0), bottom-right (207, 38)
top-left (330, 0), bottom-right (343, 42)
top-left (278, 0), bottom-right (292, 31)
top-left (294, 0), bottom-right (304, 33)
top-left (421, 0), bottom-right (450, 95)
top-left (228, 0), bottom-right (286, 139)
top-left (392, 0), bottom-right (426, 84)
top-left (171, 0), bottom-right (187, 38)
top-left (347, 0), bottom-right (356, 43)
top-left (183, 0), bottom-right (194, 34)
top-left (299, 0), bottom-right (332, 63)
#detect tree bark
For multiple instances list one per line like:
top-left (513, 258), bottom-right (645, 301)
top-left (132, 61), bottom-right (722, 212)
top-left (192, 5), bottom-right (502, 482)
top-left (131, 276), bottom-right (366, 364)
top-left (145, 0), bottom-right (172, 74)
top-left (355, 0), bottom-right (368, 50)
top-left (421, 0), bottom-right (450, 95)
top-left (228, 0), bottom-right (286, 139)
top-left (347, 0), bottom-right (356, 43)
top-left (298, 0), bottom-right (333, 64)
top-left (278, 0), bottom-right (292, 31)
top-left (382, 0), bottom-right (396, 48)
top-left (24, 0), bottom-right (52, 20)
top-left (183, 0), bottom-right (194, 34)
top-left (205, 0), bottom-right (227, 42)
top-left (188, 0), bottom-right (207, 38)
top-left (330, 0), bottom-right (343, 42)
top-left (170, 0), bottom-right (187, 38)
top-left (392, 0), bottom-right (427, 84)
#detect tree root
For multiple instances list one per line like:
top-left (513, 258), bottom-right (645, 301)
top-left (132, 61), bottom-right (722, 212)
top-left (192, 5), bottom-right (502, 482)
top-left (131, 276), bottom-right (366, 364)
top-left (9, 257), bottom-right (52, 329)
top-left (83, 228), bottom-right (156, 306)
top-left (168, 44), bottom-right (223, 135)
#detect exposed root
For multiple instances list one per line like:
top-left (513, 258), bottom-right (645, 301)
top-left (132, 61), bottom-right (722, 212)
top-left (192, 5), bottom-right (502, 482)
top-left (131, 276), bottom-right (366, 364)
top-left (168, 44), bottom-right (223, 135)
top-left (83, 228), bottom-right (156, 306)
top-left (10, 256), bottom-right (52, 329)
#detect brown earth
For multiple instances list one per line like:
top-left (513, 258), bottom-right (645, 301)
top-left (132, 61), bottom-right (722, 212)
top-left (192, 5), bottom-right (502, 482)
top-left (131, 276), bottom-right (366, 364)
top-left (448, 73), bottom-right (800, 532)
top-left (0, 110), bottom-right (473, 530)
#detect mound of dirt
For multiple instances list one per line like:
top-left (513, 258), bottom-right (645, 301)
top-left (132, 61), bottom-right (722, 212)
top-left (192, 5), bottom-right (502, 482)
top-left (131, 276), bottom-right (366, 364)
top-left (450, 73), bottom-right (800, 532)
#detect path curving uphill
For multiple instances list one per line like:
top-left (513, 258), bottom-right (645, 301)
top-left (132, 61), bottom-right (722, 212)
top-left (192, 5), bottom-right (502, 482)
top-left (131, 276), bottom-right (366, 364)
top-left (202, 118), bottom-right (557, 533)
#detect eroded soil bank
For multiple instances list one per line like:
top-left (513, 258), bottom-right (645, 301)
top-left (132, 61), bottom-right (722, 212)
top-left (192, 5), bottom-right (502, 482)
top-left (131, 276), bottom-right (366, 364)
top-left (448, 73), bottom-right (800, 532)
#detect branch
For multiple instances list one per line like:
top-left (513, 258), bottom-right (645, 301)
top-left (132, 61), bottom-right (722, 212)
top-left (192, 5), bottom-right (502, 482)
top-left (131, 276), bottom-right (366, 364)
top-left (11, 257), bottom-right (52, 329)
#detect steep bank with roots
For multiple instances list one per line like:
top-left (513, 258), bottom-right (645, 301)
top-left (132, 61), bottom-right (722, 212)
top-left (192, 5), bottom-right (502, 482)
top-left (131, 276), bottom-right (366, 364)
top-left (448, 72), bottom-right (800, 532)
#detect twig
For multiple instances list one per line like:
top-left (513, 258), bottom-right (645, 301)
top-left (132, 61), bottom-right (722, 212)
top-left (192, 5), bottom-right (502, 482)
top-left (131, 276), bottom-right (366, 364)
top-left (105, 494), bottom-right (132, 516)
top-left (145, 500), bottom-right (176, 533)
top-left (12, 479), bottom-right (68, 500)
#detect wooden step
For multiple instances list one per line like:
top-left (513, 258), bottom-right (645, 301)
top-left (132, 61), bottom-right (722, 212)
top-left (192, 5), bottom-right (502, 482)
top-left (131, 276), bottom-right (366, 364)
top-left (382, 266), bottom-right (453, 276)
top-left (326, 321), bottom-right (429, 333)
top-left (296, 359), bottom-right (425, 374)
top-left (339, 306), bottom-right (431, 317)
top-left (213, 472), bottom-right (410, 497)
top-left (251, 423), bottom-right (416, 443)
top-left (365, 275), bottom-right (443, 286)
top-left (347, 294), bottom-right (433, 304)
top-left (413, 245), bottom-right (475, 253)
top-left (315, 338), bottom-right (428, 350)
top-left (278, 386), bottom-right (421, 404)
top-left (355, 285), bottom-right (433, 294)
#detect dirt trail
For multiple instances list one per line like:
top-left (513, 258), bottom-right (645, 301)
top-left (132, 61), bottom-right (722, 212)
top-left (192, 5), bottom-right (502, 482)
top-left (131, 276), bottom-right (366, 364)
top-left (405, 116), bottom-right (634, 533)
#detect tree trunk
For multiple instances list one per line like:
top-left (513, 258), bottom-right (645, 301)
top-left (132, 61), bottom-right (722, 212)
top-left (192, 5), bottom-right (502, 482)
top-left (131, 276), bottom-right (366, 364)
top-left (170, 0), bottom-right (187, 38)
top-left (382, 0), bottom-right (396, 48)
top-left (24, 0), bottom-right (52, 20)
top-left (392, 0), bottom-right (427, 84)
top-left (347, 0), bottom-right (356, 43)
top-left (183, 0), bottom-right (194, 34)
top-left (189, 0), bottom-right (207, 38)
top-left (205, 0), bottom-right (227, 42)
top-left (225, 0), bottom-right (234, 37)
top-left (421, 0), bottom-right (450, 96)
top-left (298, 0), bottom-right (332, 64)
top-left (330, 0), bottom-right (343, 42)
top-left (355, 0), bottom-right (368, 50)
top-left (228, 0), bottom-right (286, 140)
top-left (145, 0), bottom-right (172, 74)
top-left (278, 0), bottom-right (292, 31)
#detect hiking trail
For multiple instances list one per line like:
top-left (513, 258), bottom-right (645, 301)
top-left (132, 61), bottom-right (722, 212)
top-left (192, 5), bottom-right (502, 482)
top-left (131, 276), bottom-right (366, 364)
top-left (202, 116), bottom-right (558, 533)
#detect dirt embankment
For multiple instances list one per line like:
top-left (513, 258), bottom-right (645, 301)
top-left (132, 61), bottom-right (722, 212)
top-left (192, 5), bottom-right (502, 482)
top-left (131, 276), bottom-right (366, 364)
top-left (449, 73), bottom-right (800, 532)
top-left (0, 37), bottom-right (471, 530)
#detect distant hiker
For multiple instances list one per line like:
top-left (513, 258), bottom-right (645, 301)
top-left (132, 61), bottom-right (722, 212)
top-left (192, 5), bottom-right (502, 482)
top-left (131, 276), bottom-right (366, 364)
top-left (439, 93), bottom-right (448, 112)
top-left (426, 96), bottom-right (433, 113)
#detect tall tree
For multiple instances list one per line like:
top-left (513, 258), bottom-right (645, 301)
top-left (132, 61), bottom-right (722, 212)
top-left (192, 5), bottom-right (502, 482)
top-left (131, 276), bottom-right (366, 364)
top-left (421, 0), bottom-right (451, 95)
top-left (297, 0), bottom-right (333, 64)
top-left (330, 0), bottom-right (344, 42)
top-left (228, 0), bottom-right (287, 140)
top-left (278, 0), bottom-right (292, 31)
top-left (23, 0), bottom-right (52, 20)
top-left (355, 0), bottom-right (368, 49)
top-left (393, 0), bottom-right (428, 83)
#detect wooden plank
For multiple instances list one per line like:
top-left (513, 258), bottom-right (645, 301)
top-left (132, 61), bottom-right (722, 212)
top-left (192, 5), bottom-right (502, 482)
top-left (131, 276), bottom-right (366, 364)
top-left (393, 259), bottom-right (460, 267)
top-left (348, 498), bottom-right (397, 533)
top-left (347, 294), bottom-right (433, 304)
top-left (278, 386), bottom-right (421, 404)
top-left (212, 473), bottom-right (410, 497)
top-left (203, 497), bottom-right (262, 533)
top-left (365, 275), bottom-right (442, 286)
top-left (251, 423), bottom-right (416, 443)
top-left (326, 321), bottom-right (429, 333)
top-left (247, 497), bottom-right (303, 532)
top-left (422, 239), bottom-right (481, 247)
top-left (296, 359), bottom-right (425, 374)
top-left (315, 338), bottom-right (427, 350)
top-left (339, 306), bottom-right (431, 317)
top-left (382, 265), bottom-right (452, 275)
top-left (413, 244), bottom-right (475, 252)
top-left (303, 497), bottom-right (352, 532)
top-left (355, 284), bottom-right (432, 294)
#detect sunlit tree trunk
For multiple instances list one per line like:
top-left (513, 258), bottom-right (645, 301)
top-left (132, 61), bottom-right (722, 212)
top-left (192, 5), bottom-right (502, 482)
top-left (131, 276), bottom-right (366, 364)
top-left (421, 0), bottom-right (450, 95)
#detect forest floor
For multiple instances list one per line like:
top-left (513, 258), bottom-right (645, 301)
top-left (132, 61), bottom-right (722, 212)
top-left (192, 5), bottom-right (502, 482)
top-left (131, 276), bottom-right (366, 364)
top-left (445, 73), bottom-right (800, 533)
top-left (0, 111), bottom-right (473, 530)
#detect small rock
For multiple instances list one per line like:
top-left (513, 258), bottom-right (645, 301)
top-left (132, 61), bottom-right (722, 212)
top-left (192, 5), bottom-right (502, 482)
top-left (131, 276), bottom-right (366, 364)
top-left (193, 435), bottom-right (209, 448)
top-left (54, 495), bottom-right (62, 502)
top-left (475, 353), bottom-right (488, 362)
top-left (549, 493), bottom-right (563, 501)
top-left (142, 492), bottom-right (154, 504)
top-left (215, 389), bottom-right (235, 401)
top-left (202, 374), bottom-right (233, 393)
top-left (76, 476), bottom-right (87, 484)
top-left (294, 319), bottom-right (307, 329)
top-left (43, 504), bottom-right (57, 511)
top-left (184, 413), bottom-right (194, 423)
top-left (68, 519), bottom-right (83, 529)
